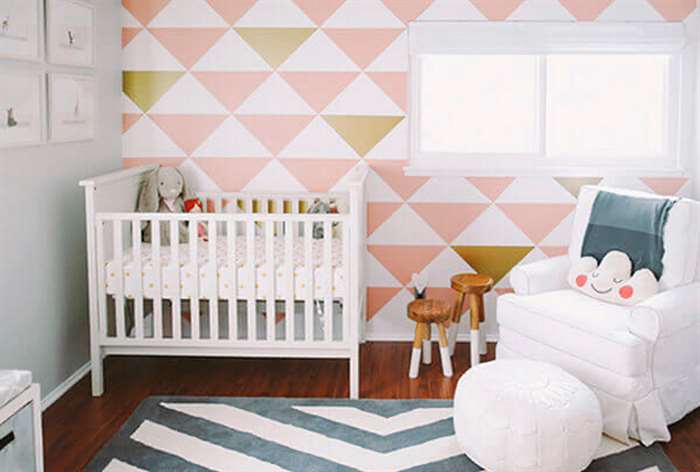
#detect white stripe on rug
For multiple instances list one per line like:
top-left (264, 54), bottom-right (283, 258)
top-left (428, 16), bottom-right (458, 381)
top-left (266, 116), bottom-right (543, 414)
top-left (102, 459), bottom-right (147, 472)
top-left (130, 420), bottom-right (286, 472)
top-left (292, 406), bottom-right (453, 436)
top-left (161, 402), bottom-right (463, 472)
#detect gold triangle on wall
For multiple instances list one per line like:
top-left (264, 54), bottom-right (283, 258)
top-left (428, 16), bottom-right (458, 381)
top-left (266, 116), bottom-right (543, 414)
top-left (554, 177), bottom-right (603, 198)
top-left (451, 246), bottom-right (533, 284)
top-left (322, 115), bottom-right (403, 157)
top-left (235, 28), bottom-right (315, 69)
top-left (122, 71), bottom-right (185, 113)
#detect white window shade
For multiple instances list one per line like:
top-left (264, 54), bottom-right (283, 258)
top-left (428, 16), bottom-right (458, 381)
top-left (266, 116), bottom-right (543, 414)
top-left (409, 22), bottom-right (687, 54)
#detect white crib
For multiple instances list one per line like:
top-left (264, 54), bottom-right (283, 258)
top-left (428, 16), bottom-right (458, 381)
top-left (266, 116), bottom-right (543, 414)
top-left (80, 164), bottom-right (368, 398)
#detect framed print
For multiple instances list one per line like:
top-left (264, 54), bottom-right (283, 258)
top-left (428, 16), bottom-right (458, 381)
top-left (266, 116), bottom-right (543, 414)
top-left (0, 0), bottom-right (42, 61)
top-left (0, 71), bottom-right (44, 148)
top-left (49, 73), bottom-right (95, 143)
top-left (47, 0), bottom-right (95, 67)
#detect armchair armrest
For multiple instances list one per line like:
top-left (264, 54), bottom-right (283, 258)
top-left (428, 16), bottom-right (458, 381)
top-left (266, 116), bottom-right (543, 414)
top-left (510, 255), bottom-right (570, 296)
top-left (629, 282), bottom-right (700, 342)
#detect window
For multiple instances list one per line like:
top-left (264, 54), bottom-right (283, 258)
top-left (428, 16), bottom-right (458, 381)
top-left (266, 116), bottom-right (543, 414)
top-left (408, 22), bottom-right (693, 176)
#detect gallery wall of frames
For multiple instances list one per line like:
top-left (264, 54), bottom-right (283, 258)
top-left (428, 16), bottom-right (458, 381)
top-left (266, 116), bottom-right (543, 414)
top-left (0, 0), bottom-right (95, 148)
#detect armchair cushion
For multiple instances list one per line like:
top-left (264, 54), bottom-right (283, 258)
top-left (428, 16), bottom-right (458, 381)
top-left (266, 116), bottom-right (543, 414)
top-left (498, 290), bottom-right (648, 377)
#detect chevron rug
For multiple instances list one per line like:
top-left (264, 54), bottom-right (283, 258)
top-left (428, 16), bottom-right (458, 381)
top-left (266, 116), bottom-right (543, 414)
top-left (87, 397), bottom-right (676, 472)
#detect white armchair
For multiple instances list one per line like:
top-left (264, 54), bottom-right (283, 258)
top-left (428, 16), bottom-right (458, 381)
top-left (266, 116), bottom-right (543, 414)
top-left (496, 186), bottom-right (700, 446)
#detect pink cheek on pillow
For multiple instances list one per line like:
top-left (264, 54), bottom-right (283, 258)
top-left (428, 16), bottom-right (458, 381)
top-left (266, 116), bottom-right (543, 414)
top-left (619, 286), bottom-right (634, 299)
top-left (575, 275), bottom-right (587, 287)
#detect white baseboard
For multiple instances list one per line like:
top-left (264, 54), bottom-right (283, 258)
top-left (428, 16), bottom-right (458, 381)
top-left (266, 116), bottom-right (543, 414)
top-left (41, 361), bottom-right (91, 411)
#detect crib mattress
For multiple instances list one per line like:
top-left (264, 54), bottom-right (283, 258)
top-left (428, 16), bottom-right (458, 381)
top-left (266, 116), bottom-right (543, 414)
top-left (105, 236), bottom-right (344, 300)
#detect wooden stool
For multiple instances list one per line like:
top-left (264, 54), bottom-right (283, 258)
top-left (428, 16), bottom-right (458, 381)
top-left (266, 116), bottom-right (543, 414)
top-left (449, 274), bottom-right (494, 367)
top-left (407, 299), bottom-right (453, 378)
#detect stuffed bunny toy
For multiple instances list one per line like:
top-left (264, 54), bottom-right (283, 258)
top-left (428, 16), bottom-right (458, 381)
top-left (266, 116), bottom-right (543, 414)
top-left (137, 166), bottom-right (201, 244)
top-left (568, 250), bottom-right (659, 306)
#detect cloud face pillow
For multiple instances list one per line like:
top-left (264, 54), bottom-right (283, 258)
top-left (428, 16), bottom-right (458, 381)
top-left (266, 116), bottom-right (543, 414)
top-left (567, 251), bottom-right (659, 306)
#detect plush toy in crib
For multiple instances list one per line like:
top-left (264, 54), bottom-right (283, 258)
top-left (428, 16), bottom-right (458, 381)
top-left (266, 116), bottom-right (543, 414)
top-left (567, 250), bottom-right (659, 306)
top-left (137, 166), bottom-right (205, 244)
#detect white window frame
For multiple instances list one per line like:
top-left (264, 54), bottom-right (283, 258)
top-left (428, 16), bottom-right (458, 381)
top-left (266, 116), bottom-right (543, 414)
top-left (407, 22), bottom-right (696, 177)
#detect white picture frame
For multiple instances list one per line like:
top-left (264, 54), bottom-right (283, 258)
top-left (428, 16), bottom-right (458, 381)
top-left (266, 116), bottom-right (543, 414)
top-left (47, 0), bottom-right (95, 67)
top-left (49, 73), bottom-right (95, 143)
top-left (0, 71), bottom-right (44, 148)
top-left (0, 0), bottom-right (43, 61)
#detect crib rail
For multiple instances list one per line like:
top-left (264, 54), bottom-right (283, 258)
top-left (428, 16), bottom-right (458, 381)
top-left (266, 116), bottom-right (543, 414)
top-left (95, 212), bottom-right (352, 349)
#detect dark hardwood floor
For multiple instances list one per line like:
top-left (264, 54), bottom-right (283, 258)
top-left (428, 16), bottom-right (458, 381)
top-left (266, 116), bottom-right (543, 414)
top-left (43, 342), bottom-right (700, 471)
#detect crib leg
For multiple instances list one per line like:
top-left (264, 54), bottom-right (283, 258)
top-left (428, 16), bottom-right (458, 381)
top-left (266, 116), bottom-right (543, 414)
top-left (349, 346), bottom-right (359, 399)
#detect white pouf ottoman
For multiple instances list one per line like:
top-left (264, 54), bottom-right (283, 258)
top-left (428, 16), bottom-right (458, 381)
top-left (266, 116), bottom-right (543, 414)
top-left (454, 360), bottom-right (602, 472)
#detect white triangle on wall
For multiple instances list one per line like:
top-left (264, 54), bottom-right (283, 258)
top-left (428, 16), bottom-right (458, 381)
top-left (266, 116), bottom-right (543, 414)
top-left (122, 115), bottom-right (186, 158)
top-left (367, 253), bottom-right (402, 287)
top-left (179, 159), bottom-right (222, 192)
top-left (422, 248), bottom-right (474, 288)
top-left (366, 168), bottom-right (403, 203)
top-left (236, 73), bottom-right (314, 115)
top-left (192, 116), bottom-right (271, 158)
top-left (235, 0), bottom-right (314, 27)
top-left (366, 30), bottom-right (408, 72)
top-left (323, 73), bottom-right (403, 116)
top-left (366, 289), bottom-right (417, 340)
top-left (597, 0), bottom-right (665, 21)
top-left (364, 118), bottom-right (408, 160)
top-left (149, 73), bottom-right (229, 115)
top-left (452, 205), bottom-right (532, 246)
top-left (122, 6), bottom-right (141, 27)
top-left (497, 177), bottom-right (577, 203)
top-left (279, 116), bottom-right (359, 159)
top-left (122, 29), bottom-right (184, 71)
top-left (192, 29), bottom-right (271, 72)
top-left (242, 159), bottom-right (307, 192)
top-left (539, 212), bottom-right (575, 247)
top-left (324, 0), bottom-right (403, 28)
top-left (409, 177), bottom-right (489, 203)
top-left (279, 30), bottom-right (359, 71)
top-left (368, 204), bottom-right (444, 245)
top-left (149, 0), bottom-right (228, 27)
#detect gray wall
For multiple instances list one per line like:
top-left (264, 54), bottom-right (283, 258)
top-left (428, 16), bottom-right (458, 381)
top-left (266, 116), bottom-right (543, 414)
top-left (0, 1), bottom-right (122, 399)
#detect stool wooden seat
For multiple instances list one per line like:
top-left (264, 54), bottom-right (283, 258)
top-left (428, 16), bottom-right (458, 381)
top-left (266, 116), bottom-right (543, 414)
top-left (407, 299), bottom-right (453, 379)
top-left (449, 274), bottom-right (494, 367)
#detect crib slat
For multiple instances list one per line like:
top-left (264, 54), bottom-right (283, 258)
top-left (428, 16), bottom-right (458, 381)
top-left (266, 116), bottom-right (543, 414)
top-left (189, 222), bottom-right (200, 340)
top-left (152, 218), bottom-right (163, 340)
top-left (342, 221), bottom-right (350, 343)
top-left (275, 198), bottom-right (283, 235)
top-left (170, 219), bottom-right (181, 341)
top-left (323, 221), bottom-right (333, 342)
top-left (304, 221), bottom-right (313, 342)
top-left (285, 221), bottom-right (294, 342)
top-left (208, 218), bottom-right (219, 340)
top-left (113, 220), bottom-right (126, 339)
top-left (96, 221), bottom-right (107, 338)
top-left (246, 220), bottom-right (256, 341)
top-left (132, 220), bottom-right (144, 340)
top-left (265, 221), bottom-right (275, 341)
top-left (227, 220), bottom-right (238, 341)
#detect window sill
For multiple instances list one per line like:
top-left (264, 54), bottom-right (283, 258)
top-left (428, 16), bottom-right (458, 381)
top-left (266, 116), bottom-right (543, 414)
top-left (403, 165), bottom-right (688, 178)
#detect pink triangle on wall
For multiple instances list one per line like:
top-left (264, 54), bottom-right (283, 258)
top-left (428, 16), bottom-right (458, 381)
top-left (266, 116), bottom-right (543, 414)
top-left (559, 0), bottom-right (615, 20)
top-left (293, 0), bottom-right (346, 26)
top-left (367, 287), bottom-right (402, 321)
top-left (381, 0), bottom-right (433, 23)
top-left (206, 0), bottom-right (256, 25)
top-left (150, 114), bottom-right (228, 155)
top-left (122, 27), bottom-right (142, 48)
top-left (367, 72), bottom-right (407, 111)
top-left (193, 71), bottom-right (270, 113)
top-left (324, 28), bottom-right (403, 69)
top-left (410, 203), bottom-right (489, 243)
top-left (368, 245), bottom-right (444, 286)
top-left (122, 113), bottom-right (142, 133)
top-left (195, 157), bottom-right (270, 191)
top-left (237, 115), bottom-right (314, 155)
top-left (149, 28), bottom-right (228, 69)
top-left (469, 0), bottom-right (526, 20)
top-left (641, 177), bottom-right (688, 196)
top-left (647, 0), bottom-right (696, 20)
top-left (280, 159), bottom-right (357, 192)
top-left (466, 177), bottom-right (515, 201)
top-left (280, 72), bottom-right (359, 112)
top-left (123, 0), bottom-right (170, 27)
top-left (369, 160), bottom-right (428, 201)
top-left (367, 202), bottom-right (402, 236)
top-left (497, 203), bottom-right (575, 244)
